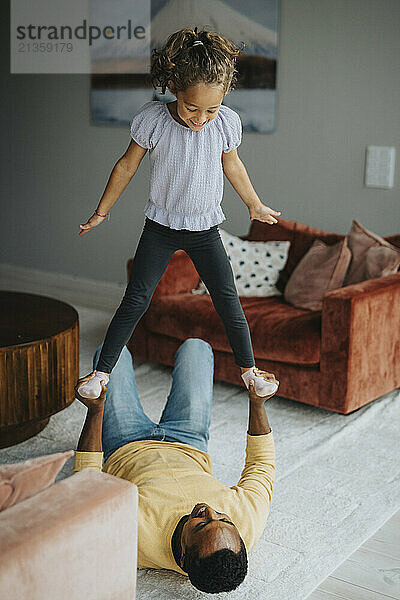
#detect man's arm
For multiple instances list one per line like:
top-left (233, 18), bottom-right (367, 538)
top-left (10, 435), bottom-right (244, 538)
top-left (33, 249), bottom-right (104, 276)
top-left (73, 380), bottom-right (106, 473)
top-left (235, 375), bottom-right (278, 501)
top-left (77, 404), bottom-right (104, 452)
top-left (232, 376), bottom-right (277, 550)
top-left (247, 379), bottom-right (272, 435)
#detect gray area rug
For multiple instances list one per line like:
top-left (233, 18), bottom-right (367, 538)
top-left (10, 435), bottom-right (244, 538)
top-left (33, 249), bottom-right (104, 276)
top-left (1, 304), bottom-right (399, 600)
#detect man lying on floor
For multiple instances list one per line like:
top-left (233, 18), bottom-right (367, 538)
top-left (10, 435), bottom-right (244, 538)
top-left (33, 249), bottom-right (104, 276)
top-left (73, 338), bottom-right (277, 594)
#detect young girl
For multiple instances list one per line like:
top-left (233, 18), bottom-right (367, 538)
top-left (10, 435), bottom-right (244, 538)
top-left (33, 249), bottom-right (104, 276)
top-left (77, 27), bottom-right (281, 399)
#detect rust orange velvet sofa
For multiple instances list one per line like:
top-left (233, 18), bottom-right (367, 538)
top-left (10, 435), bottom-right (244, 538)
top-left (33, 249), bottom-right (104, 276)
top-left (127, 217), bottom-right (400, 415)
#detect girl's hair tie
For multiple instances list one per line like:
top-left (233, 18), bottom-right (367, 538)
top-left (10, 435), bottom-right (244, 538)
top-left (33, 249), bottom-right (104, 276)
top-left (192, 40), bottom-right (204, 47)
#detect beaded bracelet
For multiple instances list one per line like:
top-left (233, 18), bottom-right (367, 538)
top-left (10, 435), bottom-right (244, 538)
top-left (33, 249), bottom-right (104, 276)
top-left (95, 210), bottom-right (110, 221)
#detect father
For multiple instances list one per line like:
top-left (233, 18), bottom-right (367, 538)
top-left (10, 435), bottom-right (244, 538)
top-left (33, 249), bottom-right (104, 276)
top-left (73, 338), bottom-right (277, 594)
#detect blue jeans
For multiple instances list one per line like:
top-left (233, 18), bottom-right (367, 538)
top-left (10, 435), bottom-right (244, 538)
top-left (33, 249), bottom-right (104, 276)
top-left (93, 338), bottom-right (214, 463)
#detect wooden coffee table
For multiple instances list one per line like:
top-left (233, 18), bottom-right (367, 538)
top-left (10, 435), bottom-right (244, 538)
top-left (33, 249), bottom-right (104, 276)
top-left (0, 291), bottom-right (79, 448)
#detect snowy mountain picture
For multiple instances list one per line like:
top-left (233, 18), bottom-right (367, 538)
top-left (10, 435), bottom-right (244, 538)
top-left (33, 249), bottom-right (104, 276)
top-left (91, 0), bottom-right (280, 132)
top-left (151, 0), bottom-right (278, 59)
top-left (89, 0), bottom-right (151, 73)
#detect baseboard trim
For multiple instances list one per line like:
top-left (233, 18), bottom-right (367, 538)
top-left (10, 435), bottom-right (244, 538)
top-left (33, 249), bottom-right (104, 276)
top-left (0, 263), bottom-right (125, 311)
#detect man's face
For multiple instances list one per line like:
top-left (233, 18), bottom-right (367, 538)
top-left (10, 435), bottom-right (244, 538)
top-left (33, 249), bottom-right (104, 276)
top-left (180, 503), bottom-right (241, 567)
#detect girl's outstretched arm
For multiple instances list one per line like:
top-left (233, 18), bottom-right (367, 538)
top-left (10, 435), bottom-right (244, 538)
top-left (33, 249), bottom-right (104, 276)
top-left (79, 139), bottom-right (148, 236)
top-left (222, 149), bottom-right (281, 225)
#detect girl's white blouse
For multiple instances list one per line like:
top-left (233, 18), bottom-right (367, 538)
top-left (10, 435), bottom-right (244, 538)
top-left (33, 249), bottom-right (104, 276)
top-left (129, 100), bottom-right (242, 231)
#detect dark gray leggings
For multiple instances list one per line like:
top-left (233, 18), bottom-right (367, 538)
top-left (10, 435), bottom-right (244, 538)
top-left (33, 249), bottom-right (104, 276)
top-left (96, 217), bottom-right (255, 372)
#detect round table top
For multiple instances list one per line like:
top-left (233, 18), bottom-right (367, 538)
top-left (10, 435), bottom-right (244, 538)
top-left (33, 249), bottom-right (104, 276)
top-left (0, 291), bottom-right (79, 349)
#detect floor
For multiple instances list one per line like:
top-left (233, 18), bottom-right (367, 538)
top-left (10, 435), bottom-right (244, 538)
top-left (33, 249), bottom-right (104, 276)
top-left (308, 510), bottom-right (400, 599)
top-left (1, 262), bottom-right (400, 600)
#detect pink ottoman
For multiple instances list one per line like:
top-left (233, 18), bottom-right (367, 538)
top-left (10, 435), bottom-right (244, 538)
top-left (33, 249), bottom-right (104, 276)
top-left (0, 469), bottom-right (138, 600)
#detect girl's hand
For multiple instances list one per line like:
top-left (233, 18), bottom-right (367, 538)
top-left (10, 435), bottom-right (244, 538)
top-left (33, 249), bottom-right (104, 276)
top-left (249, 202), bottom-right (281, 225)
top-left (79, 213), bottom-right (107, 236)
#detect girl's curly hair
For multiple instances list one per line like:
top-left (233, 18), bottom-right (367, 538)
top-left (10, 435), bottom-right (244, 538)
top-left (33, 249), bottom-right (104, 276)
top-left (151, 27), bottom-right (245, 95)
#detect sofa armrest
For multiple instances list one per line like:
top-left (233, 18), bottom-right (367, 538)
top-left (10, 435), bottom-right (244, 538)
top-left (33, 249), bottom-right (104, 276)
top-left (320, 273), bottom-right (400, 413)
top-left (0, 469), bottom-right (137, 600)
top-left (127, 250), bottom-right (200, 299)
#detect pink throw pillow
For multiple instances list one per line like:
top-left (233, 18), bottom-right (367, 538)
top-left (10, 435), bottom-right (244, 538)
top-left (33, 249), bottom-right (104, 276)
top-left (284, 237), bottom-right (351, 311)
top-left (344, 220), bottom-right (400, 286)
top-left (0, 450), bottom-right (74, 511)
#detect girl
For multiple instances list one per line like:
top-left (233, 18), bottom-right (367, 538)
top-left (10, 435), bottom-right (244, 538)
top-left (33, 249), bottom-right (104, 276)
top-left (77, 27), bottom-right (280, 399)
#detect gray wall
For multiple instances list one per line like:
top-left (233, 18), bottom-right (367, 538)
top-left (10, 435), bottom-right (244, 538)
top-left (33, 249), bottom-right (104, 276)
top-left (1, 0), bottom-right (399, 284)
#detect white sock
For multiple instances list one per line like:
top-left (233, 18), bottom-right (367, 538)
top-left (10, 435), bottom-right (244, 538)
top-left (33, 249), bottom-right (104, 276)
top-left (78, 371), bottom-right (109, 399)
top-left (241, 367), bottom-right (278, 397)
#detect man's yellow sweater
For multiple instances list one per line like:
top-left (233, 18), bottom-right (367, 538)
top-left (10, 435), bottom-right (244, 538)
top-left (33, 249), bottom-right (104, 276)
top-left (73, 431), bottom-right (275, 575)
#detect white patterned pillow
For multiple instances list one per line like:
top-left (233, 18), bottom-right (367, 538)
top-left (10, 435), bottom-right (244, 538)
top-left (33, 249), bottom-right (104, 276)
top-left (193, 228), bottom-right (290, 297)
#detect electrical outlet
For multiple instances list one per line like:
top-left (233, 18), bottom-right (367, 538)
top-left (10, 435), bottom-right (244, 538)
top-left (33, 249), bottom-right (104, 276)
top-left (365, 146), bottom-right (395, 189)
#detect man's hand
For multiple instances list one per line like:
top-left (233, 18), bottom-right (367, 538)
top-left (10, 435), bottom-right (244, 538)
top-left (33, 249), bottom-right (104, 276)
top-left (247, 370), bottom-right (277, 436)
top-left (75, 377), bottom-right (107, 452)
top-left (248, 370), bottom-right (279, 405)
top-left (74, 374), bottom-right (107, 410)
top-left (248, 202), bottom-right (281, 225)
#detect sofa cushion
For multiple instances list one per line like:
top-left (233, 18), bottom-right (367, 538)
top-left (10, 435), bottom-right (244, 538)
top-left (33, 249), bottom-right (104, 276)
top-left (244, 218), bottom-right (343, 293)
top-left (195, 229), bottom-right (290, 297)
top-left (344, 220), bottom-right (400, 285)
top-left (284, 237), bottom-right (351, 311)
top-left (145, 295), bottom-right (321, 366)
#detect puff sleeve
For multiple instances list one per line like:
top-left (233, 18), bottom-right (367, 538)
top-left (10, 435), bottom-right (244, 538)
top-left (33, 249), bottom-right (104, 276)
top-left (129, 101), bottom-right (157, 150)
top-left (221, 106), bottom-right (242, 153)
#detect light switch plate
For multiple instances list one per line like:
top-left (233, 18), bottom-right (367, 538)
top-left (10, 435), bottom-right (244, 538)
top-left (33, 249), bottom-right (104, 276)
top-left (365, 146), bottom-right (396, 189)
